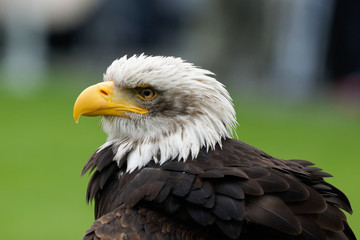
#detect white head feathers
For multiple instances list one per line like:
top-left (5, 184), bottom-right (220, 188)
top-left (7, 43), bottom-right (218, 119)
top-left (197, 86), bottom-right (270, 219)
top-left (99, 54), bottom-right (237, 172)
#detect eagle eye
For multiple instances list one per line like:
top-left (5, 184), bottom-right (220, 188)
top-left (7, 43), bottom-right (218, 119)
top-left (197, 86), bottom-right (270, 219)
top-left (137, 87), bottom-right (156, 100)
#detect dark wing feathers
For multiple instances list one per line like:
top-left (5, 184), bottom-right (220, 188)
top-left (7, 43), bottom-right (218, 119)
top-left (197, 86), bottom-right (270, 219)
top-left (160, 161), bottom-right (204, 174)
top-left (288, 185), bottom-right (327, 214)
top-left (83, 138), bottom-right (355, 240)
top-left (199, 169), bottom-right (225, 178)
top-left (239, 179), bottom-right (264, 196)
top-left (326, 231), bottom-right (349, 240)
top-left (220, 167), bottom-right (249, 178)
top-left (163, 196), bottom-right (180, 214)
top-left (211, 195), bottom-right (245, 221)
top-left (255, 170), bottom-right (290, 192)
top-left (242, 165), bottom-right (270, 178)
top-left (324, 185), bottom-right (353, 214)
top-left (81, 145), bottom-right (114, 176)
top-left (214, 181), bottom-right (245, 199)
top-left (246, 195), bottom-right (302, 235)
top-left (315, 204), bottom-right (345, 231)
top-left (185, 181), bottom-right (213, 205)
top-left (215, 219), bottom-right (243, 239)
top-left (276, 174), bottom-right (310, 202)
top-left (297, 215), bottom-right (328, 240)
top-left (185, 205), bottom-right (216, 225)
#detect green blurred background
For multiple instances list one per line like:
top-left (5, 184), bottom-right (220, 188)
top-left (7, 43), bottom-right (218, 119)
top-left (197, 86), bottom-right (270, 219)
top-left (1, 0), bottom-right (359, 239)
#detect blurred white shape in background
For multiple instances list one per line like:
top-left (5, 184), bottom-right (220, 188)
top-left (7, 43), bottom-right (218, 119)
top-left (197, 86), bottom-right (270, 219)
top-left (0, 0), bottom-right (102, 95)
top-left (264, 0), bottom-right (335, 101)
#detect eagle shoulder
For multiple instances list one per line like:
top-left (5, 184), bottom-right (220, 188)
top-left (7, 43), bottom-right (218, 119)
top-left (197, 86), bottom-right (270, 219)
top-left (83, 138), bottom-right (355, 240)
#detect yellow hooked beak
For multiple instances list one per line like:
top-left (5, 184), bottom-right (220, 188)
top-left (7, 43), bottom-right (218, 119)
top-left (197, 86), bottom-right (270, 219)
top-left (73, 81), bottom-right (148, 123)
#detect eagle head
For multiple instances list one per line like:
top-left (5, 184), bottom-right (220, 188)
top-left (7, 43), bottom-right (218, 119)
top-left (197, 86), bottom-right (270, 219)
top-left (74, 55), bottom-right (236, 172)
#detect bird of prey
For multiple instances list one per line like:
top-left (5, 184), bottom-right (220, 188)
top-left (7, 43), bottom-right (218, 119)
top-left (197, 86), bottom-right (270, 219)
top-left (73, 55), bottom-right (355, 240)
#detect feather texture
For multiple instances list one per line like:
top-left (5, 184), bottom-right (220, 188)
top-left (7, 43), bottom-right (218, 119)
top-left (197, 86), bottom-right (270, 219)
top-left (246, 195), bottom-right (302, 235)
top-left (82, 138), bottom-right (355, 240)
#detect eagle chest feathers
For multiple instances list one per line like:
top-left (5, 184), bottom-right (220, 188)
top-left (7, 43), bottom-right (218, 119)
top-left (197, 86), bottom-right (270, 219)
top-left (74, 55), bottom-right (355, 240)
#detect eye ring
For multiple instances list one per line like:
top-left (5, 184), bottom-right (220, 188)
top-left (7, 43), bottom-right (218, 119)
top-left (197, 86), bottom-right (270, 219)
top-left (137, 88), bottom-right (156, 100)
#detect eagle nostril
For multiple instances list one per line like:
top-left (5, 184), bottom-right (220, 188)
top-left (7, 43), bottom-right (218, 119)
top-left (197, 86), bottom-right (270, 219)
top-left (100, 90), bottom-right (108, 96)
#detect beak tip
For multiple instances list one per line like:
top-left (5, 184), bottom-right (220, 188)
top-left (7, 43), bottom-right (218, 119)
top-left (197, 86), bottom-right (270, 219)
top-left (73, 111), bottom-right (80, 124)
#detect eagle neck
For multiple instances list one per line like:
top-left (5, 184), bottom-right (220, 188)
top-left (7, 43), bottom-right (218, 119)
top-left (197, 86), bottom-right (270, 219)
top-left (101, 118), bottom-right (231, 173)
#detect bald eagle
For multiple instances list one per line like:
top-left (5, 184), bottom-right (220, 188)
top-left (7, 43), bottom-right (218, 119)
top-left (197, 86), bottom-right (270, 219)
top-left (74, 55), bottom-right (355, 240)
